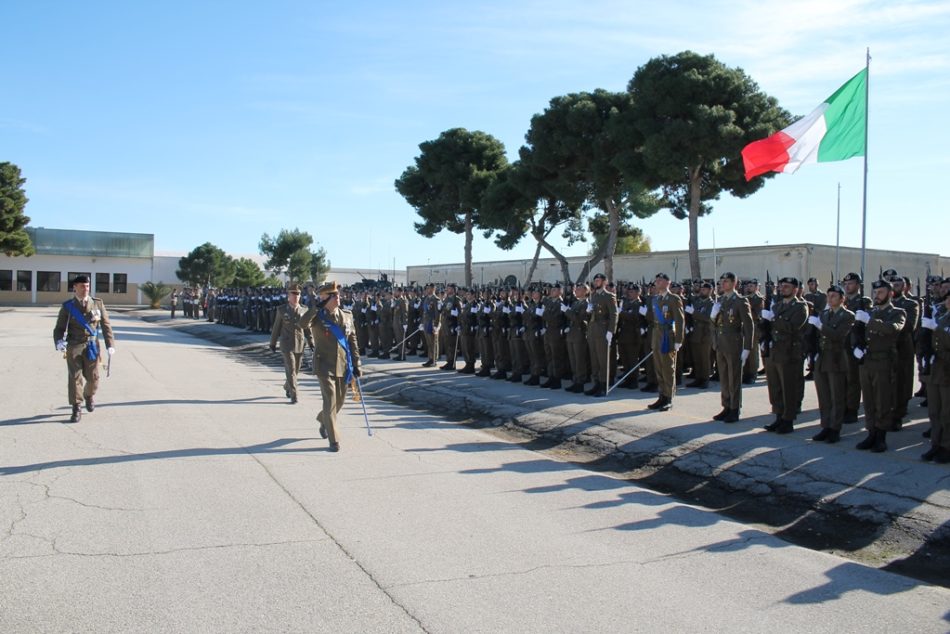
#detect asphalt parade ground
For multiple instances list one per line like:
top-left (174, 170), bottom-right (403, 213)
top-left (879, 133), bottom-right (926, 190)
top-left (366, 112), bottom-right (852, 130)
top-left (1, 307), bottom-right (948, 633)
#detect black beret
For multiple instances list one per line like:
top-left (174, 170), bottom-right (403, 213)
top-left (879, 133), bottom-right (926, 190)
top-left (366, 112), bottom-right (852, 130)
top-left (71, 274), bottom-right (90, 284)
top-left (720, 272), bottom-right (736, 281)
top-left (670, 282), bottom-right (682, 289)
top-left (807, 277), bottom-right (818, 284)
top-left (553, 283), bottom-right (561, 289)
top-left (882, 268), bottom-right (898, 278)
top-left (871, 279), bottom-right (893, 291)
top-left (827, 285), bottom-right (845, 295)
top-left (592, 273), bottom-right (607, 281)
top-left (655, 272), bottom-right (670, 281)
top-left (626, 283), bottom-right (641, 291)
top-left (842, 272), bottom-right (861, 283)
top-left (778, 277), bottom-right (799, 287)
top-left (747, 278), bottom-right (759, 284)
top-left (701, 282), bottom-right (714, 289)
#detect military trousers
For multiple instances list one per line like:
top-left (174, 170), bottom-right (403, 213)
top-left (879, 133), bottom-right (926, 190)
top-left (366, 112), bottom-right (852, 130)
top-left (393, 323), bottom-right (408, 359)
top-left (926, 378), bottom-right (950, 450)
top-left (689, 335), bottom-right (712, 382)
top-left (492, 330), bottom-right (511, 371)
top-left (859, 358), bottom-right (897, 432)
top-left (478, 333), bottom-right (494, 371)
top-left (717, 347), bottom-right (743, 410)
top-left (281, 350), bottom-right (304, 398)
top-left (617, 337), bottom-right (642, 386)
top-left (525, 332), bottom-right (546, 377)
top-left (461, 333), bottom-right (477, 367)
top-left (845, 355), bottom-right (863, 412)
top-left (894, 335), bottom-right (916, 417)
top-left (316, 373), bottom-right (348, 445)
top-left (544, 332), bottom-right (568, 380)
top-left (765, 357), bottom-right (804, 421)
top-left (509, 336), bottom-right (529, 375)
top-left (815, 369), bottom-right (847, 430)
top-left (65, 343), bottom-right (100, 406)
top-left (567, 335), bottom-right (590, 384)
top-left (443, 327), bottom-right (460, 365)
top-left (652, 348), bottom-right (677, 399)
top-left (743, 333), bottom-right (761, 381)
top-left (588, 331), bottom-right (610, 385)
top-left (379, 321), bottom-right (394, 354)
top-left (643, 332), bottom-right (657, 385)
top-left (424, 330), bottom-right (440, 363)
top-left (368, 324), bottom-right (380, 354)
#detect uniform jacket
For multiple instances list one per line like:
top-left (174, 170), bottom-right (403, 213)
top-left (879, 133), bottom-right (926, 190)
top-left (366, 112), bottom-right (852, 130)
top-left (423, 294), bottom-right (441, 333)
top-left (770, 297), bottom-right (808, 364)
top-left (804, 291), bottom-right (827, 313)
top-left (817, 306), bottom-right (855, 373)
top-left (441, 295), bottom-right (462, 333)
top-left (54, 296), bottom-right (115, 348)
top-left (392, 296), bottom-right (409, 331)
top-left (588, 288), bottom-right (618, 339)
top-left (617, 298), bottom-right (644, 342)
top-left (893, 294), bottom-right (919, 343)
top-left (863, 302), bottom-right (907, 361)
top-left (269, 302), bottom-right (312, 353)
top-left (932, 310), bottom-right (950, 386)
top-left (309, 307), bottom-right (361, 378)
top-left (689, 296), bottom-right (715, 342)
top-left (648, 292), bottom-right (685, 349)
top-left (714, 291), bottom-right (754, 354)
top-left (566, 298), bottom-right (591, 343)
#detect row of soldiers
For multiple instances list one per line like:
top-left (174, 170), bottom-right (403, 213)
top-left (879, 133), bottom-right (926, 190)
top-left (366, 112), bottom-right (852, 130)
top-left (205, 287), bottom-right (290, 332)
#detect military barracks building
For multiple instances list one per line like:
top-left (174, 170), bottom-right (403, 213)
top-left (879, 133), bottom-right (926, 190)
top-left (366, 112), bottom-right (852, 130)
top-left (0, 227), bottom-right (406, 306)
top-left (407, 243), bottom-right (950, 289)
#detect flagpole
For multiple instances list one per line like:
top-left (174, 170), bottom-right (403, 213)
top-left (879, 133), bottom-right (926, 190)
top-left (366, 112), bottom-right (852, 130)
top-left (835, 182), bottom-right (841, 282)
top-left (859, 48), bottom-right (870, 285)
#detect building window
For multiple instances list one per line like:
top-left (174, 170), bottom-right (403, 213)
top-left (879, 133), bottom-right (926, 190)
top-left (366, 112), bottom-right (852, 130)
top-left (0, 270), bottom-right (11, 291)
top-left (17, 271), bottom-right (32, 291)
top-left (96, 272), bottom-right (110, 294)
top-left (113, 273), bottom-right (127, 294)
top-left (67, 272), bottom-right (91, 292)
top-left (38, 271), bottom-right (61, 292)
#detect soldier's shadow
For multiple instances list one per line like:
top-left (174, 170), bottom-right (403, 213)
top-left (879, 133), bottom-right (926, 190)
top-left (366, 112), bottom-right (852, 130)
top-left (0, 412), bottom-right (72, 426)
top-left (98, 396), bottom-right (287, 408)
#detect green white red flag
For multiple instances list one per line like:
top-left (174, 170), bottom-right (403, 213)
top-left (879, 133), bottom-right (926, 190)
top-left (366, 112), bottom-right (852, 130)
top-left (742, 68), bottom-right (867, 180)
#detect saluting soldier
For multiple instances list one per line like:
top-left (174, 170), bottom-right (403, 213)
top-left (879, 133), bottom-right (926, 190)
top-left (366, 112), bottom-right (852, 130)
top-left (889, 273), bottom-right (919, 425)
top-left (921, 292), bottom-right (950, 462)
top-left (269, 284), bottom-right (314, 404)
top-left (842, 272), bottom-right (872, 423)
top-left (810, 284), bottom-right (855, 443)
top-left (761, 277), bottom-right (808, 434)
top-left (458, 288), bottom-right (478, 374)
top-left (524, 287), bottom-right (547, 386)
top-left (53, 275), bottom-right (116, 423)
top-left (306, 282), bottom-right (361, 452)
top-left (587, 273), bottom-right (618, 397)
top-left (422, 284), bottom-right (442, 368)
top-left (645, 273), bottom-right (684, 411)
top-left (853, 279), bottom-right (907, 453)
top-left (507, 287), bottom-right (530, 383)
top-left (712, 272), bottom-right (754, 423)
top-left (686, 281), bottom-right (715, 388)
top-left (440, 284), bottom-right (462, 370)
top-left (565, 282), bottom-right (592, 393)
top-left (616, 284), bottom-right (644, 389)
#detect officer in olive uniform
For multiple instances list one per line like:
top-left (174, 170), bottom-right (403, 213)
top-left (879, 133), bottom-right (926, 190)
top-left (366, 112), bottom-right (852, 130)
top-left (507, 288), bottom-right (530, 383)
top-left (269, 284), bottom-right (314, 404)
top-left (646, 273), bottom-right (684, 411)
top-left (458, 288), bottom-right (478, 374)
top-left (306, 282), bottom-right (361, 452)
top-left (524, 287), bottom-right (547, 386)
top-left (422, 284), bottom-right (442, 368)
top-left (476, 289), bottom-right (495, 377)
top-left (391, 287), bottom-right (409, 360)
top-left (686, 282), bottom-right (715, 388)
top-left (617, 284), bottom-right (645, 389)
top-left (842, 272), bottom-right (872, 423)
top-left (889, 273), bottom-right (919, 424)
top-left (490, 288), bottom-right (512, 380)
top-left (804, 277), bottom-right (827, 312)
top-left (377, 290), bottom-right (394, 360)
top-left (854, 279), bottom-right (907, 453)
top-left (810, 284), bottom-right (855, 443)
top-left (921, 292), bottom-right (950, 462)
top-left (565, 282), bottom-right (592, 393)
top-left (542, 284), bottom-right (570, 389)
top-left (712, 272), bottom-right (754, 423)
top-left (761, 277), bottom-right (808, 434)
top-left (53, 275), bottom-right (116, 423)
top-left (587, 273), bottom-right (619, 397)
top-left (743, 279), bottom-right (765, 383)
top-left (440, 284), bottom-right (462, 370)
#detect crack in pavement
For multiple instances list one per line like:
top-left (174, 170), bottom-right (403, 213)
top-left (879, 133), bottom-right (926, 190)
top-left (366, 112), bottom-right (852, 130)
top-left (2, 538), bottom-right (329, 560)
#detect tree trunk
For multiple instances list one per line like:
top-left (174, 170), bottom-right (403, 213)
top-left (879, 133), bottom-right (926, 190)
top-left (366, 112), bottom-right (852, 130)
top-left (574, 239), bottom-right (609, 285)
top-left (463, 210), bottom-right (473, 287)
top-left (524, 239), bottom-right (543, 286)
top-left (604, 197), bottom-right (621, 282)
top-left (535, 232), bottom-right (573, 285)
top-left (688, 164), bottom-right (702, 280)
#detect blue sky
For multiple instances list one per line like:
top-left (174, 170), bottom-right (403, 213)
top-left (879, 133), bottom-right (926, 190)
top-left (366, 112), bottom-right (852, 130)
top-left (3, 1), bottom-right (948, 273)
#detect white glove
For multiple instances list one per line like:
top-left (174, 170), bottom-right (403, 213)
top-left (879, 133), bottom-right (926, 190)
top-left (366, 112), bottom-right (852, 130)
top-left (684, 305), bottom-right (695, 315)
top-left (417, 324), bottom-right (425, 332)
top-left (535, 307), bottom-right (544, 316)
top-left (673, 342), bottom-right (682, 352)
top-left (638, 306), bottom-right (648, 316)
top-left (483, 306), bottom-right (491, 314)
top-left (560, 303), bottom-right (568, 312)
top-left (855, 310), bottom-right (871, 324)
top-left (108, 347), bottom-right (116, 355)
top-left (605, 331), bottom-right (613, 343)
top-left (640, 328), bottom-right (647, 336)
top-left (740, 349), bottom-right (750, 364)
top-left (450, 309), bottom-right (459, 317)
top-left (853, 348), bottom-right (865, 360)
top-left (807, 315), bottom-right (822, 328)
top-left (586, 303), bottom-right (593, 313)
top-left (921, 317), bottom-right (938, 330)
top-left (502, 307), bottom-right (510, 314)
top-left (710, 303), bottom-right (722, 319)
top-left (540, 328), bottom-right (547, 336)
top-left (760, 309), bottom-right (774, 321)
top-left (55, 339), bottom-right (66, 352)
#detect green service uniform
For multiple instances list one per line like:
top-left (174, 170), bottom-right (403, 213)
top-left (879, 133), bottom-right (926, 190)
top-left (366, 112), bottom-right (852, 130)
top-left (269, 302), bottom-right (313, 401)
top-left (713, 292), bottom-right (754, 411)
top-left (308, 306), bottom-right (361, 448)
top-left (859, 302), bottom-right (907, 432)
top-left (588, 288), bottom-right (618, 387)
top-left (764, 298), bottom-right (808, 423)
top-left (814, 306), bottom-right (855, 431)
top-left (53, 296), bottom-right (115, 410)
top-left (648, 292), bottom-right (685, 400)
top-left (892, 293), bottom-right (919, 420)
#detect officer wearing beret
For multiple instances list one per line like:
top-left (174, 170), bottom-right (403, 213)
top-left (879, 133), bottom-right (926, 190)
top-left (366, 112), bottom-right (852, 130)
top-left (306, 281), bottom-right (361, 452)
top-left (804, 277), bottom-right (827, 313)
top-left (587, 273), bottom-right (619, 397)
top-left (421, 284), bottom-right (442, 368)
top-left (686, 281), bottom-right (715, 389)
top-left (645, 273), bottom-right (684, 411)
top-left (269, 284), bottom-right (314, 404)
top-left (853, 279), bottom-right (906, 452)
top-left (53, 275), bottom-right (116, 422)
top-left (810, 284), bottom-right (855, 443)
top-left (842, 272), bottom-right (872, 423)
top-left (712, 272), bottom-right (754, 422)
top-left (565, 282), bottom-right (592, 393)
top-left (743, 278), bottom-right (765, 384)
top-left (541, 284), bottom-right (570, 389)
top-left (617, 284), bottom-right (645, 389)
top-left (888, 273), bottom-right (920, 425)
top-left (921, 292), bottom-right (950, 462)
top-left (761, 277), bottom-right (808, 434)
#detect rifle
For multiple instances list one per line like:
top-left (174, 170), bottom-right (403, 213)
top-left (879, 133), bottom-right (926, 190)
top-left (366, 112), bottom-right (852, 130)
top-left (918, 276), bottom-right (934, 377)
top-left (804, 299), bottom-right (820, 374)
top-left (849, 270), bottom-right (868, 364)
top-left (760, 271), bottom-right (774, 358)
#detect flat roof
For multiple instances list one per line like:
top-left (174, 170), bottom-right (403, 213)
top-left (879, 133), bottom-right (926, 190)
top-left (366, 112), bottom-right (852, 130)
top-left (27, 227), bottom-right (154, 258)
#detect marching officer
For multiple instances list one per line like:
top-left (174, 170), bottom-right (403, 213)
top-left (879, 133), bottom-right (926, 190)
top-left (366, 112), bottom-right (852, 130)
top-left (53, 275), bottom-right (116, 422)
top-left (712, 272), bottom-right (754, 423)
top-left (810, 284), bottom-right (855, 443)
top-left (269, 284), bottom-right (313, 403)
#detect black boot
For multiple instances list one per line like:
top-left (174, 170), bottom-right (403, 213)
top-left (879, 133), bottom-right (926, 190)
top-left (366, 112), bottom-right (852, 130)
top-left (656, 395), bottom-right (672, 411)
top-left (85, 396), bottom-right (95, 412)
top-left (871, 429), bottom-right (888, 453)
top-left (921, 446), bottom-right (938, 461)
top-left (763, 415), bottom-right (782, 432)
top-left (591, 382), bottom-right (606, 397)
top-left (686, 380), bottom-right (709, 389)
top-left (713, 407), bottom-right (729, 421)
top-left (855, 429), bottom-right (877, 450)
top-left (825, 429), bottom-right (841, 444)
top-left (476, 368), bottom-right (492, 377)
top-left (774, 419), bottom-right (794, 434)
top-left (524, 375), bottom-right (540, 386)
top-left (491, 370), bottom-right (507, 380)
top-left (439, 362), bottom-right (455, 370)
top-left (69, 404), bottom-right (81, 423)
top-left (507, 373), bottom-right (522, 383)
top-left (422, 360), bottom-right (435, 368)
top-left (647, 396), bottom-right (665, 410)
top-left (546, 378), bottom-right (562, 390)
top-left (812, 428), bottom-right (831, 442)
top-left (584, 382), bottom-right (600, 396)
top-left (566, 382), bottom-right (584, 393)
top-left (722, 409), bottom-right (740, 423)
top-left (842, 409), bottom-right (859, 424)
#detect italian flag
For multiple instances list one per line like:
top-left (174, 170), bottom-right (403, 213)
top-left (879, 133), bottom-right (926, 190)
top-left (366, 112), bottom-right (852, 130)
top-left (742, 68), bottom-right (867, 180)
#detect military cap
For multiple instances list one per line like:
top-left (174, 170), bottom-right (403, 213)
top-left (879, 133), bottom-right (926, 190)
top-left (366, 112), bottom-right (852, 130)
top-left (447, 282), bottom-right (457, 288)
top-left (882, 268), bottom-right (898, 278)
top-left (701, 281), bottom-right (714, 289)
top-left (71, 274), bottom-right (90, 284)
top-left (871, 279), bottom-right (892, 291)
top-left (575, 281), bottom-right (589, 289)
top-left (778, 276), bottom-right (799, 287)
top-left (842, 272), bottom-right (862, 283)
top-left (807, 277), bottom-right (818, 284)
top-left (747, 278), bottom-right (759, 284)
top-left (553, 282), bottom-right (561, 289)
top-left (626, 283), bottom-right (641, 291)
top-left (827, 284), bottom-right (845, 295)
top-left (287, 283), bottom-right (302, 294)
top-left (655, 272), bottom-right (670, 281)
top-left (318, 281), bottom-right (340, 295)
top-left (720, 272), bottom-right (736, 281)
top-left (670, 281), bottom-right (682, 289)
top-left (592, 273), bottom-right (607, 281)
